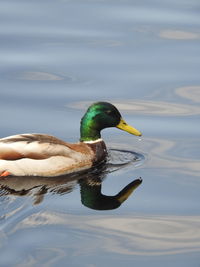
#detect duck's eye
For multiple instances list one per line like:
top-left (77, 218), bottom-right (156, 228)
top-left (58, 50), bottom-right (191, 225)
top-left (106, 110), bottom-right (114, 115)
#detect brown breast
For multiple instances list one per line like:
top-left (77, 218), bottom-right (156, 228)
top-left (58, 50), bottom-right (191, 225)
top-left (86, 140), bottom-right (107, 165)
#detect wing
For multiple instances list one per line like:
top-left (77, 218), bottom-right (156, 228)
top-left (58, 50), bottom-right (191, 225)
top-left (0, 133), bottom-right (89, 160)
top-left (0, 134), bottom-right (95, 177)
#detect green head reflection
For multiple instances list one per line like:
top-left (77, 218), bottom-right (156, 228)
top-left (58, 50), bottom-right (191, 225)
top-left (79, 177), bottom-right (142, 210)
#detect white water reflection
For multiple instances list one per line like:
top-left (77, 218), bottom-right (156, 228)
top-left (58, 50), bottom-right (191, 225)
top-left (136, 137), bottom-right (200, 177)
top-left (68, 99), bottom-right (200, 116)
top-left (18, 71), bottom-right (64, 81)
top-left (109, 136), bottom-right (200, 178)
top-left (176, 86), bottom-right (200, 103)
top-left (159, 30), bottom-right (200, 40)
top-left (8, 211), bottom-right (200, 256)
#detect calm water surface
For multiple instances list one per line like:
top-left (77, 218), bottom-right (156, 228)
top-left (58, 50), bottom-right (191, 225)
top-left (0, 0), bottom-right (200, 266)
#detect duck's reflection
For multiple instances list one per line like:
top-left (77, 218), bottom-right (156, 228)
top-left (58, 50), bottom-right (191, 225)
top-left (79, 174), bottom-right (142, 210)
top-left (0, 164), bottom-right (142, 210)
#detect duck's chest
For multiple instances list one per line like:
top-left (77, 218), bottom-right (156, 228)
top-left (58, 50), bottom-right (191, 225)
top-left (86, 140), bottom-right (107, 165)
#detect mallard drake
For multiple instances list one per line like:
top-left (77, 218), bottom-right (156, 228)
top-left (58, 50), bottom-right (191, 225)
top-left (0, 102), bottom-right (142, 177)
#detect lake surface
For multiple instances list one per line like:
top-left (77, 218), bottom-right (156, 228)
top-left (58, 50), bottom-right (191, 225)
top-left (0, 0), bottom-right (200, 266)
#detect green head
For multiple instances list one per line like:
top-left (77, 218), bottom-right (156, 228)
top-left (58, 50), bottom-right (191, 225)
top-left (80, 102), bottom-right (142, 142)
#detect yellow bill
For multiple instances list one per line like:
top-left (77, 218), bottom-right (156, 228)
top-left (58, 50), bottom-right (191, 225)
top-left (116, 118), bottom-right (142, 136)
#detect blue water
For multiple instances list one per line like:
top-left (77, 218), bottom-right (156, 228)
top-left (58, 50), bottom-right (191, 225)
top-left (0, 0), bottom-right (200, 266)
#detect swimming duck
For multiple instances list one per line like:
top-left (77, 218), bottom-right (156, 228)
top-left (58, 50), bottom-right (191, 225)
top-left (0, 102), bottom-right (142, 177)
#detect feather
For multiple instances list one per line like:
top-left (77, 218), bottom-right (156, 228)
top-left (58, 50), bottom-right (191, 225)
top-left (0, 134), bottom-right (95, 176)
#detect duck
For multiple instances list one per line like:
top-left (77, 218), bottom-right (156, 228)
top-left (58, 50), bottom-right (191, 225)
top-left (0, 102), bottom-right (142, 177)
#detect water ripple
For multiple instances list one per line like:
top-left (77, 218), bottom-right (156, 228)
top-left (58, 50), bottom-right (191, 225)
top-left (159, 30), bottom-right (200, 40)
top-left (142, 137), bottom-right (200, 177)
top-left (68, 99), bottom-right (200, 116)
top-left (7, 211), bottom-right (200, 256)
top-left (106, 148), bottom-right (145, 173)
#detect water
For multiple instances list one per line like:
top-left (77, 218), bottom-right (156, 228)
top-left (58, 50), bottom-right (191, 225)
top-left (0, 0), bottom-right (200, 266)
